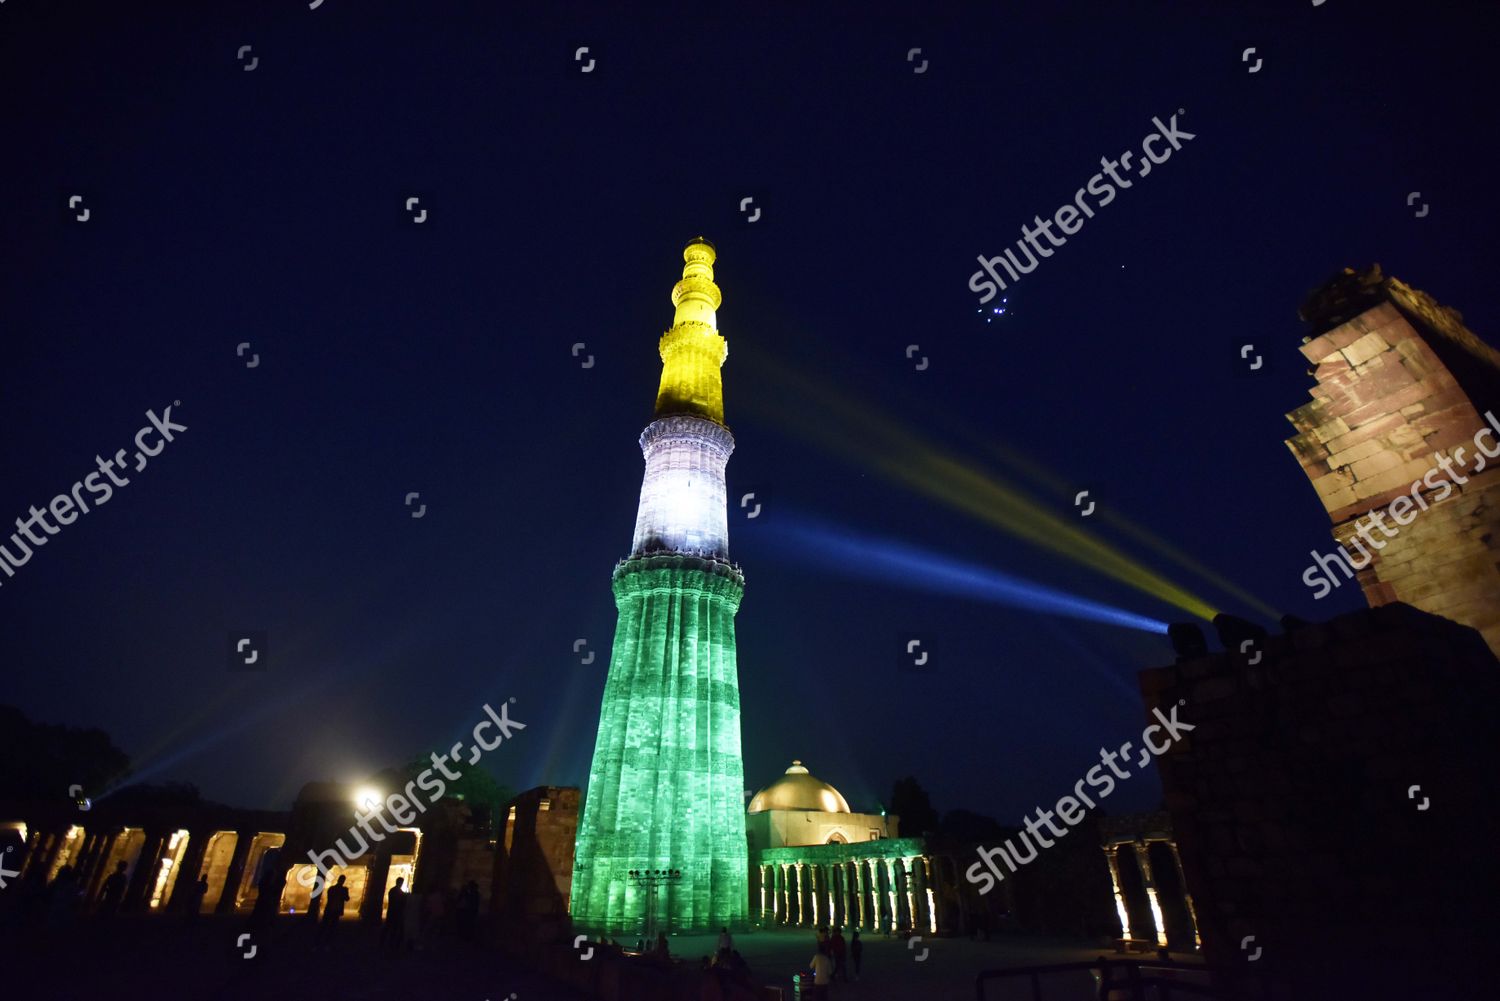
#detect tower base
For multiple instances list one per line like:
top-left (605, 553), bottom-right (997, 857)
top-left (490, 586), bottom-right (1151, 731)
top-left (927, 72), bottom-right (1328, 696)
top-left (571, 554), bottom-right (749, 934)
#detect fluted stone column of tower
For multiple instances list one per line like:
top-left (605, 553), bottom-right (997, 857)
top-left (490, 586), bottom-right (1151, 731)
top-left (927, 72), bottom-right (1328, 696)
top-left (571, 237), bottom-right (749, 933)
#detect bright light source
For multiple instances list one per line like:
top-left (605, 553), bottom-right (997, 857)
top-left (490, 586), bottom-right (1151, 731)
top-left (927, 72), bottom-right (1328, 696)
top-left (354, 787), bottom-right (382, 813)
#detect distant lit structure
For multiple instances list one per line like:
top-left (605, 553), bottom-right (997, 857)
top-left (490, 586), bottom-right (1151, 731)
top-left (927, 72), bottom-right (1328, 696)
top-left (746, 759), bottom-right (954, 935)
top-left (745, 761), bottom-right (892, 848)
top-left (570, 238), bottom-right (750, 932)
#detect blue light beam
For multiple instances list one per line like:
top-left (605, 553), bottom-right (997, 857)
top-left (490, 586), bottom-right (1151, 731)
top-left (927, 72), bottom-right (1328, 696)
top-left (764, 514), bottom-right (1170, 634)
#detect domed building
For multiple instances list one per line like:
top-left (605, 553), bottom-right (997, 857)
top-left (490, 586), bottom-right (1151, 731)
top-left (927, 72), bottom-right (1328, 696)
top-left (746, 760), bottom-right (951, 935)
top-left (745, 761), bottom-right (890, 849)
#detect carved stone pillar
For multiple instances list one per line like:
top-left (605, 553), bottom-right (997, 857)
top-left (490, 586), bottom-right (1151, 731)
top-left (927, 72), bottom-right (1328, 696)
top-left (35, 829), bottom-right (65, 879)
top-left (1167, 840), bottom-right (1201, 949)
top-left (911, 856), bottom-right (930, 934)
top-left (841, 861), bottom-right (851, 928)
top-left (853, 860), bottom-right (866, 929)
top-left (1104, 845), bottom-right (1132, 940)
top-left (833, 863), bottom-right (845, 928)
top-left (810, 863), bottom-right (820, 927)
top-left (822, 863), bottom-right (833, 927)
top-left (168, 830), bottom-right (210, 913)
top-left (18, 828), bottom-right (40, 876)
top-left (64, 831), bottom-right (89, 879)
top-left (828, 863), bottom-right (837, 926)
top-left (83, 830), bottom-right (121, 901)
top-left (858, 864), bottom-right (870, 930)
top-left (823, 863), bottom-right (833, 927)
top-left (21, 829), bottom-right (50, 878)
top-left (361, 850), bottom-right (393, 923)
top-left (885, 858), bottom-right (900, 932)
top-left (215, 830), bottom-right (254, 915)
top-left (889, 857), bottom-right (902, 932)
top-left (71, 832), bottom-right (104, 893)
top-left (1133, 841), bottom-right (1167, 948)
top-left (124, 829), bottom-right (168, 911)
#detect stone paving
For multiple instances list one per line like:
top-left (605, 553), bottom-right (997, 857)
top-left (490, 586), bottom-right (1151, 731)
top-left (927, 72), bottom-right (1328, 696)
top-left (0, 914), bottom-right (1210, 1000)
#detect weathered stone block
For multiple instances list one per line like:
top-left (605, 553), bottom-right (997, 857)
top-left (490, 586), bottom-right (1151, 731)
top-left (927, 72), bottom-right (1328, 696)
top-left (1342, 331), bottom-right (1391, 366)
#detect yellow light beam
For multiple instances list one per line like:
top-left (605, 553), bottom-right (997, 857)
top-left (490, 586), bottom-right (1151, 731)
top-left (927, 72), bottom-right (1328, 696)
top-left (736, 350), bottom-right (1220, 621)
top-left (969, 434), bottom-right (1279, 620)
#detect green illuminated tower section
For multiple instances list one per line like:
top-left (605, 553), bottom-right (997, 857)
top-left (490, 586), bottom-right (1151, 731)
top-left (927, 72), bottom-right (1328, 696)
top-left (571, 237), bottom-right (749, 933)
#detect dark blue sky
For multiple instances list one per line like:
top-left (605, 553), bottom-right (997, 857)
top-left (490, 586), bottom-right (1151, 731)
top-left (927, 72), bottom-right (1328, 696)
top-left (3, 1), bottom-right (1495, 825)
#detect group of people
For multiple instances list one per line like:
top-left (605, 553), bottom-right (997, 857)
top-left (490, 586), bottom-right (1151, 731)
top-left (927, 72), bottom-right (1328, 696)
top-left (349, 876), bottom-right (483, 954)
top-left (8, 860), bottom-right (212, 927)
top-left (11, 856), bottom-right (487, 957)
top-left (301, 872), bottom-right (486, 954)
top-left (805, 925), bottom-right (862, 997)
top-left (621, 923), bottom-right (866, 998)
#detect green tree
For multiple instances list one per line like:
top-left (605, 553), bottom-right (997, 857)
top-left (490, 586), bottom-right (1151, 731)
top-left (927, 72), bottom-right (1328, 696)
top-left (0, 704), bottom-right (131, 801)
top-left (889, 776), bottom-right (938, 837)
top-left (399, 756), bottom-right (514, 835)
top-left (105, 781), bottom-right (205, 808)
top-left (936, 808), bottom-right (1007, 846)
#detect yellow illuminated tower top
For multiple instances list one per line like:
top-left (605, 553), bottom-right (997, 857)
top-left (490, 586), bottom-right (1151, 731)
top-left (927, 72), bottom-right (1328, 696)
top-left (655, 236), bottom-right (728, 425)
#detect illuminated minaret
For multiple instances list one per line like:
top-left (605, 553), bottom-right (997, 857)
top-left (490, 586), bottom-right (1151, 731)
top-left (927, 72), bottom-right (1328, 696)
top-left (571, 237), bottom-right (749, 932)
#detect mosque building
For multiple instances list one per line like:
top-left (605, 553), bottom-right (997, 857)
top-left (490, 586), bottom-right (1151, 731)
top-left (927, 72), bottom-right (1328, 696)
top-left (744, 759), bottom-right (948, 935)
top-left (745, 760), bottom-right (893, 848)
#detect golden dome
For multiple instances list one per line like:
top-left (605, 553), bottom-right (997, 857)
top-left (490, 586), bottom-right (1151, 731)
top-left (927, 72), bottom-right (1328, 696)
top-left (747, 760), bottom-right (851, 814)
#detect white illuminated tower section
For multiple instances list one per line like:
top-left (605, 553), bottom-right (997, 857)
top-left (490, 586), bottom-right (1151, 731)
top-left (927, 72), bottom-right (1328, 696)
top-left (571, 238), bottom-right (749, 933)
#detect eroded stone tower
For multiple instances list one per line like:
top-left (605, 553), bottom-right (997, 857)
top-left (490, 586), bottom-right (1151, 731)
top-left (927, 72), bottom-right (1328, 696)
top-left (1285, 266), bottom-right (1500, 654)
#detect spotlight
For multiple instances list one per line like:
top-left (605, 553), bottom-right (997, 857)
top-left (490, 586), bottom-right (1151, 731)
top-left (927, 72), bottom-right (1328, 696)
top-left (353, 787), bottom-right (383, 813)
top-left (1279, 613), bottom-right (1311, 633)
top-left (1212, 613), bottom-right (1268, 652)
top-left (1169, 622), bottom-right (1208, 661)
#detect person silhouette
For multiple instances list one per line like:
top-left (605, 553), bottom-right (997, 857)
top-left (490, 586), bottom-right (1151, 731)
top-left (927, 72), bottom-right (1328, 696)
top-left (420, 885), bottom-right (447, 949)
top-left (806, 941), bottom-right (833, 1000)
top-left (47, 865), bottom-right (81, 927)
top-left (184, 874), bottom-right (209, 920)
top-left (18, 863), bottom-right (48, 921)
top-left (830, 926), bottom-right (848, 982)
top-left (456, 880), bottom-right (480, 940)
top-left (319, 874), bottom-right (349, 946)
top-left (381, 877), bottom-right (407, 953)
top-left (248, 856), bottom-right (285, 930)
top-left (97, 861), bottom-right (128, 917)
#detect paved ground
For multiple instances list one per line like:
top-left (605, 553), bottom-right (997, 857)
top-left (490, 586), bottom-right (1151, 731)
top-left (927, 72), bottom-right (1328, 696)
top-left (0, 914), bottom-right (582, 1001)
top-left (0, 915), bottom-right (1205, 1000)
top-left (664, 928), bottom-right (1176, 1000)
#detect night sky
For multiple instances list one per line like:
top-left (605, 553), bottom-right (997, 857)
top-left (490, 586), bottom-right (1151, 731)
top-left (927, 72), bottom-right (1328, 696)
top-left (4, 1), bottom-right (1496, 826)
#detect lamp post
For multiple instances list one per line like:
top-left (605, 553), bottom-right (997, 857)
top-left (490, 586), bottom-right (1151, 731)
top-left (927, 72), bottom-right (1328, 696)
top-left (627, 867), bottom-right (683, 944)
